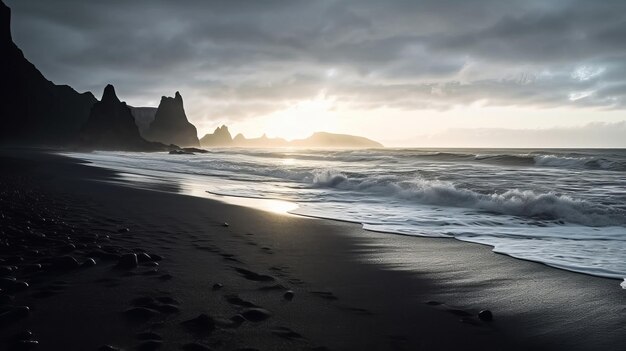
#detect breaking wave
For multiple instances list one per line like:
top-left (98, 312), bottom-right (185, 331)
top-left (311, 170), bottom-right (625, 226)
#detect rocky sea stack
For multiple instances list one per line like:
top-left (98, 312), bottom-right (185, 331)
top-left (200, 125), bottom-right (233, 147)
top-left (144, 92), bottom-right (200, 147)
top-left (79, 85), bottom-right (165, 151)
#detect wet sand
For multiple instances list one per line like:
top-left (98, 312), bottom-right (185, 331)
top-left (0, 149), bottom-right (624, 350)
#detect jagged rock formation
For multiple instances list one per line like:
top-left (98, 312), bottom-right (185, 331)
top-left (144, 92), bottom-right (199, 147)
top-left (0, 0), bottom-right (96, 145)
top-left (200, 125), bottom-right (233, 147)
top-left (200, 125), bottom-right (383, 148)
top-left (79, 85), bottom-right (167, 151)
top-left (129, 106), bottom-right (157, 137)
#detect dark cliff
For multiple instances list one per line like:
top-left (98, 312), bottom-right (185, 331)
top-left (144, 92), bottom-right (199, 147)
top-left (0, 0), bottom-right (96, 146)
top-left (79, 85), bottom-right (167, 151)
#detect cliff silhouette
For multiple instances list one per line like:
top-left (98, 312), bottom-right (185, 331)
top-left (0, 0), bottom-right (382, 151)
top-left (79, 85), bottom-right (168, 151)
top-left (199, 125), bottom-right (233, 146)
top-left (144, 92), bottom-right (200, 147)
top-left (0, 0), bottom-right (96, 145)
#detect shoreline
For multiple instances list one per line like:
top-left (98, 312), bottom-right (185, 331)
top-left (0, 148), bottom-right (624, 350)
top-left (68, 150), bottom-right (626, 286)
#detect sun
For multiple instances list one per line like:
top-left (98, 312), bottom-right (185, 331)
top-left (260, 91), bottom-right (338, 140)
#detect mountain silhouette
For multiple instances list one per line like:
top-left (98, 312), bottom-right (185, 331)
top-left (0, 0), bottom-right (96, 145)
top-left (200, 125), bottom-right (234, 146)
top-left (144, 92), bottom-right (200, 147)
top-left (79, 85), bottom-right (168, 151)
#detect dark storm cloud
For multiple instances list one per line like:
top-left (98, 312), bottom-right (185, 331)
top-left (6, 0), bottom-right (626, 123)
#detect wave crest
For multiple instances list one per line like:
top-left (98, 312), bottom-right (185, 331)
top-left (310, 171), bottom-right (624, 226)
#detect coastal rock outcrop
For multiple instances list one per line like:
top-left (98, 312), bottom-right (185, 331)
top-left (79, 85), bottom-right (166, 151)
top-left (129, 107), bottom-right (157, 137)
top-left (0, 0), bottom-right (96, 145)
top-left (200, 125), bottom-right (233, 147)
top-left (144, 92), bottom-right (200, 147)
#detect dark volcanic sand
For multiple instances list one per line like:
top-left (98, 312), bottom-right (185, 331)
top-left (0, 149), bottom-right (624, 350)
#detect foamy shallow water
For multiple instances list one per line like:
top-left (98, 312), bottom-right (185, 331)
top-left (63, 148), bottom-right (626, 287)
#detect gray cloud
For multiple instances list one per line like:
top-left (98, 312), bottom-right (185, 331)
top-left (6, 0), bottom-right (626, 125)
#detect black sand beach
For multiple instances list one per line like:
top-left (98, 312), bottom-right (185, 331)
top-left (0, 149), bottom-right (624, 350)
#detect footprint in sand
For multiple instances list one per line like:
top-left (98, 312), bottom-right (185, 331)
top-left (234, 268), bottom-right (275, 282)
top-left (271, 326), bottom-right (304, 340)
top-left (310, 291), bottom-right (338, 301)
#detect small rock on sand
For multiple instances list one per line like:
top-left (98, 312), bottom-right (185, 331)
top-left (478, 310), bottom-right (493, 321)
top-left (81, 258), bottom-right (97, 267)
top-left (212, 283), bottom-right (223, 290)
top-left (136, 253), bottom-right (152, 263)
top-left (117, 253), bottom-right (138, 269)
top-left (283, 290), bottom-right (294, 301)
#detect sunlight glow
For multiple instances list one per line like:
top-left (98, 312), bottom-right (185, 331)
top-left (240, 91), bottom-right (339, 140)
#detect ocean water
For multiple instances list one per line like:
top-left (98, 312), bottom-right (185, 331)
top-left (66, 148), bottom-right (626, 286)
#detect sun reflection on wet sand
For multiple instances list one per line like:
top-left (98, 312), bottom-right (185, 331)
top-left (104, 170), bottom-right (299, 215)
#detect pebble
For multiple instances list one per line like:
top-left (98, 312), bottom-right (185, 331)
top-left (136, 253), bottom-right (152, 263)
top-left (241, 308), bottom-right (271, 322)
top-left (223, 222), bottom-right (229, 227)
top-left (117, 253), bottom-right (138, 269)
top-left (212, 283), bottom-right (223, 290)
top-left (478, 310), bottom-right (493, 321)
top-left (283, 290), bottom-right (294, 301)
top-left (81, 258), bottom-right (97, 267)
top-left (61, 243), bottom-right (76, 252)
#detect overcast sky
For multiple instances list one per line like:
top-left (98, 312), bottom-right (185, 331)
top-left (6, 0), bottom-right (626, 146)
